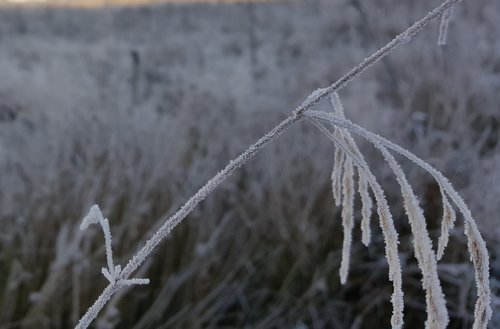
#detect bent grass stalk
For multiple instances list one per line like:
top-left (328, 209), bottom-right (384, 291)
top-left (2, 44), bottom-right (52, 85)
top-left (75, 0), bottom-right (491, 328)
top-left (304, 110), bottom-right (491, 329)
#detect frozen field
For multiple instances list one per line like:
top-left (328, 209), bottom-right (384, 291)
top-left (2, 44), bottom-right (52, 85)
top-left (0, 0), bottom-right (499, 327)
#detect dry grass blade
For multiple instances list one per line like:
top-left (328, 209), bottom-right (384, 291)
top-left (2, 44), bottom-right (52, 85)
top-left (358, 172), bottom-right (373, 247)
top-left (331, 92), bottom-right (347, 208)
top-left (305, 110), bottom-right (492, 329)
top-left (322, 92), bottom-right (448, 327)
top-left (309, 119), bottom-right (404, 329)
top-left (376, 145), bottom-right (448, 329)
top-left (329, 92), bottom-right (373, 247)
top-left (339, 159), bottom-right (355, 285)
top-left (437, 191), bottom-right (457, 260)
top-left (331, 149), bottom-right (345, 207)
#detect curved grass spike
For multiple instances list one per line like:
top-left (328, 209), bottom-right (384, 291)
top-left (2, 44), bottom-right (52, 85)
top-left (331, 148), bottom-right (345, 206)
top-left (330, 92), bottom-right (373, 246)
top-left (310, 119), bottom-right (404, 329)
top-left (322, 93), bottom-right (448, 328)
top-left (376, 145), bottom-right (448, 329)
top-left (330, 91), bottom-right (347, 208)
top-left (76, 1), bottom-right (488, 328)
top-left (305, 110), bottom-right (491, 329)
top-left (437, 189), bottom-right (457, 260)
top-left (358, 172), bottom-right (373, 247)
top-left (339, 158), bottom-right (355, 285)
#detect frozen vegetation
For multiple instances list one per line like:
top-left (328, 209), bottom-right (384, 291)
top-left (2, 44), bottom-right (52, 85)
top-left (0, 0), bottom-right (499, 328)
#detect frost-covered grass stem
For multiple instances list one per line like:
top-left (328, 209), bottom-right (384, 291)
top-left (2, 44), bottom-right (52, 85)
top-left (304, 110), bottom-right (491, 329)
top-left (76, 1), bottom-right (487, 328)
top-left (292, 0), bottom-right (461, 117)
top-left (76, 114), bottom-right (302, 329)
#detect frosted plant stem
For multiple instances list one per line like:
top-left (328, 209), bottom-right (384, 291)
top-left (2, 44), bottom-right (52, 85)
top-left (437, 190), bottom-right (456, 260)
top-left (292, 0), bottom-right (461, 117)
top-left (339, 158), bottom-right (354, 284)
top-left (76, 114), bottom-right (303, 329)
top-left (76, 284), bottom-right (120, 329)
top-left (118, 115), bottom-right (301, 279)
top-left (331, 149), bottom-right (345, 206)
top-left (329, 92), bottom-right (373, 246)
top-left (77, 1), bottom-right (467, 327)
top-left (376, 145), bottom-right (448, 329)
top-left (310, 119), bottom-right (404, 329)
top-left (305, 110), bottom-right (492, 329)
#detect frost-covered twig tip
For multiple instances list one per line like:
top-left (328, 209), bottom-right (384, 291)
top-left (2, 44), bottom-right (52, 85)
top-left (76, 205), bottom-right (150, 329)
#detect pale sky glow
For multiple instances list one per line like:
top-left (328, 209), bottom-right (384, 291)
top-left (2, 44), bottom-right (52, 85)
top-left (3, 0), bottom-right (47, 2)
top-left (0, 0), bottom-right (271, 6)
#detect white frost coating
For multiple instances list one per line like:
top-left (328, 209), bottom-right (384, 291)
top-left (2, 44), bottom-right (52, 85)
top-left (331, 148), bottom-right (345, 206)
top-left (399, 32), bottom-right (412, 45)
top-left (292, 0), bottom-right (461, 118)
top-left (305, 110), bottom-right (492, 329)
top-left (339, 159), bottom-right (355, 285)
top-left (330, 92), bottom-right (347, 207)
top-left (301, 87), bottom-right (329, 109)
top-left (358, 173), bottom-right (372, 246)
top-left (80, 205), bottom-right (104, 231)
top-left (77, 205), bottom-right (151, 329)
top-left (80, 205), bottom-right (116, 279)
top-left (118, 278), bottom-right (150, 287)
top-left (376, 145), bottom-right (449, 329)
top-left (438, 7), bottom-right (454, 46)
top-left (329, 92), bottom-right (373, 246)
top-left (309, 119), bottom-right (404, 329)
top-left (101, 267), bottom-right (114, 283)
top-left (76, 1), bottom-right (476, 328)
top-left (437, 192), bottom-right (457, 260)
top-left (76, 284), bottom-right (120, 329)
top-left (76, 114), bottom-right (302, 329)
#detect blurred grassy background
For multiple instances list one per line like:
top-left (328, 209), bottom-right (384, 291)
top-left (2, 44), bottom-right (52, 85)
top-left (0, 0), bottom-right (499, 328)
